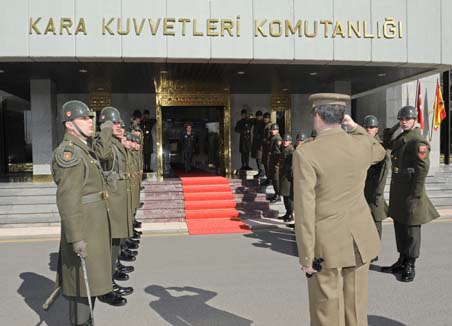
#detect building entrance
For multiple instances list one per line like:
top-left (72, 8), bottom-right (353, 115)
top-left (161, 106), bottom-right (224, 177)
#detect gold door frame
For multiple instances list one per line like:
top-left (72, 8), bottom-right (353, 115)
top-left (154, 78), bottom-right (231, 179)
top-left (271, 95), bottom-right (291, 135)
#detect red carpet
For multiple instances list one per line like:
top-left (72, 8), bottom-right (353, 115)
top-left (180, 176), bottom-right (250, 235)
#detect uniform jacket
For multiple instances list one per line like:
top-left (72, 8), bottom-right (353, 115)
top-left (235, 118), bottom-right (252, 153)
top-left (364, 135), bottom-right (389, 222)
top-left (181, 132), bottom-right (198, 154)
top-left (262, 122), bottom-right (273, 164)
top-left (268, 133), bottom-right (282, 178)
top-left (279, 144), bottom-right (294, 196)
top-left (52, 133), bottom-right (112, 297)
top-left (385, 127), bottom-right (439, 225)
top-left (251, 119), bottom-right (265, 158)
top-left (293, 126), bottom-right (386, 269)
top-left (141, 118), bottom-right (157, 154)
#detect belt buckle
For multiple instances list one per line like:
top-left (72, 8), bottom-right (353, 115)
top-left (101, 191), bottom-right (109, 200)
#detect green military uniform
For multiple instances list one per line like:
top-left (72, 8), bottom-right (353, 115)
top-left (235, 109), bottom-right (253, 169)
top-left (251, 111), bottom-right (265, 176)
top-left (279, 140), bottom-right (294, 220)
top-left (268, 128), bottom-right (282, 201)
top-left (382, 105), bottom-right (440, 282)
top-left (364, 135), bottom-right (389, 238)
top-left (261, 115), bottom-right (273, 181)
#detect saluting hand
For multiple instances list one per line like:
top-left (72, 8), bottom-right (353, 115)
top-left (342, 114), bottom-right (357, 131)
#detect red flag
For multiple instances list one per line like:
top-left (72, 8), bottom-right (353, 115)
top-left (433, 79), bottom-right (446, 131)
top-left (415, 80), bottom-right (424, 129)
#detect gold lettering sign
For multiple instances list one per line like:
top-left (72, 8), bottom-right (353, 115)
top-left (28, 16), bottom-right (404, 39)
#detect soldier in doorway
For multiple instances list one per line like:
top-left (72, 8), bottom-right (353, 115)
top-left (278, 134), bottom-right (294, 222)
top-left (181, 123), bottom-right (198, 173)
top-left (268, 123), bottom-right (282, 203)
top-left (251, 110), bottom-right (265, 177)
top-left (381, 106), bottom-right (439, 282)
top-left (141, 110), bottom-right (157, 173)
top-left (362, 115), bottom-right (389, 244)
top-left (261, 112), bottom-right (273, 185)
top-left (52, 100), bottom-right (114, 325)
top-left (294, 132), bottom-right (307, 148)
top-left (234, 107), bottom-right (252, 170)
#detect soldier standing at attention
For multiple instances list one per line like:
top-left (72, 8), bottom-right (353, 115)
top-left (250, 110), bottom-right (265, 177)
top-left (268, 123), bottom-right (282, 203)
top-left (363, 115), bottom-right (389, 244)
top-left (181, 124), bottom-right (198, 173)
top-left (381, 106), bottom-right (439, 282)
top-left (234, 108), bottom-right (252, 170)
top-left (278, 135), bottom-right (294, 222)
top-left (293, 93), bottom-right (386, 326)
top-left (94, 107), bottom-right (133, 305)
top-left (294, 132), bottom-right (307, 148)
top-left (261, 112), bottom-right (273, 185)
top-left (52, 100), bottom-right (113, 326)
top-left (141, 110), bottom-right (156, 173)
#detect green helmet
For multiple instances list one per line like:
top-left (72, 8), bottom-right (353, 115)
top-left (397, 106), bottom-right (417, 119)
top-left (270, 123), bottom-right (279, 130)
top-left (125, 131), bottom-right (133, 141)
top-left (282, 134), bottom-right (292, 141)
top-left (296, 132), bottom-right (306, 141)
top-left (363, 115), bottom-right (379, 128)
top-left (61, 100), bottom-right (91, 122)
top-left (99, 106), bottom-right (121, 123)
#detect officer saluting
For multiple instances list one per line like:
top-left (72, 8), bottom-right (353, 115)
top-left (381, 106), bottom-right (439, 282)
top-left (363, 115), bottom-right (389, 243)
top-left (52, 100), bottom-right (112, 326)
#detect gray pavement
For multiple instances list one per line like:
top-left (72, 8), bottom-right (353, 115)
top-left (0, 221), bottom-right (451, 326)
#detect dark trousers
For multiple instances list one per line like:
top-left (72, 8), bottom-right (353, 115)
top-left (272, 169), bottom-right (280, 195)
top-left (143, 154), bottom-right (152, 172)
top-left (240, 151), bottom-right (250, 167)
top-left (112, 238), bottom-right (122, 273)
top-left (283, 196), bottom-right (293, 214)
top-left (256, 158), bottom-right (264, 174)
top-left (394, 222), bottom-right (421, 258)
top-left (207, 132), bottom-right (219, 166)
top-left (375, 221), bottom-right (382, 239)
top-left (183, 151), bottom-right (193, 172)
top-left (69, 296), bottom-right (95, 325)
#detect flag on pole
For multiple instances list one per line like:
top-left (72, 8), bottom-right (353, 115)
top-left (433, 79), bottom-right (446, 131)
top-left (415, 80), bottom-right (424, 129)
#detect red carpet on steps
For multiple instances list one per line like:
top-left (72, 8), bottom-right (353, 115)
top-left (180, 176), bottom-right (251, 235)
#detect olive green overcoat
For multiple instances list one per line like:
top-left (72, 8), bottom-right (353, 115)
top-left (279, 144), bottom-right (294, 196)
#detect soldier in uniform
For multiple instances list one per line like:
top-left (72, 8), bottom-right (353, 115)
top-left (293, 93), bottom-right (386, 326)
top-left (181, 124), bottom-right (198, 173)
top-left (94, 107), bottom-right (134, 304)
top-left (381, 106), bottom-right (439, 282)
top-left (250, 110), bottom-right (265, 176)
top-left (268, 123), bottom-right (282, 203)
top-left (52, 100), bottom-right (115, 325)
top-left (278, 134), bottom-right (294, 222)
top-left (141, 110), bottom-right (157, 172)
top-left (234, 108), bottom-right (253, 170)
top-left (362, 115), bottom-right (389, 243)
top-left (294, 132), bottom-right (307, 148)
top-left (261, 112), bottom-right (273, 185)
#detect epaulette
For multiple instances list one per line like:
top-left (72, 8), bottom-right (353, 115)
top-left (53, 141), bottom-right (82, 168)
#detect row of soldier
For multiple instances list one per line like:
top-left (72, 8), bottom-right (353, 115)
top-left (51, 101), bottom-right (146, 326)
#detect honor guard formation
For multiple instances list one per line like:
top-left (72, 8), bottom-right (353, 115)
top-left (50, 93), bottom-right (439, 326)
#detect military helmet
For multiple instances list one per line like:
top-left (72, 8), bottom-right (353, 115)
top-left (282, 134), bottom-right (292, 141)
top-left (263, 112), bottom-right (271, 118)
top-left (99, 106), bottom-right (121, 124)
top-left (61, 100), bottom-right (92, 122)
top-left (397, 106), bottom-right (417, 119)
top-left (255, 110), bottom-right (263, 117)
top-left (363, 115), bottom-right (379, 128)
top-left (270, 123), bottom-right (279, 130)
top-left (125, 131), bottom-right (133, 141)
top-left (296, 132), bottom-right (306, 141)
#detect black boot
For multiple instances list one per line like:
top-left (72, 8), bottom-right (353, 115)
top-left (127, 238), bottom-right (140, 245)
top-left (133, 220), bottom-right (142, 228)
top-left (125, 240), bottom-right (139, 250)
top-left (98, 291), bottom-right (127, 306)
top-left (122, 248), bottom-right (138, 257)
top-left (401, 258), bottom-right (416, 282)
top-left (134, 229), bottom-right (143, 235)
top-left (113, 281), bottom-right (134, 296)
top-left (139, 202), bottom-right (144, 208)
top-left (132, 231), bottom-right (141, 239)
top-left (381, 255), bottom-right (406, 273)
top-left (113, 270), bottom-right (129, 281)
top-left (277, 213), bottom-right (288, 220)
top-left (116, 261), bottom-right (135, 274)
top-left (118, 250), bottom-right (136, 262)
top-left (269, 195), bottom-right (281, 203)
top-left (283, 214), bottom-right (293, 223)
top-left (261, 179), bottom-right (271, 186)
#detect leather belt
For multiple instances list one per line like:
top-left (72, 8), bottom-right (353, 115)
top-left (81, 191), bottom-right (109, 204)
top-left (392, 167), bottom-right (415, 174)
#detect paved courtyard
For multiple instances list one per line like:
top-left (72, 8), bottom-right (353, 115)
top-left (0, 220), bottom-right (451, 326)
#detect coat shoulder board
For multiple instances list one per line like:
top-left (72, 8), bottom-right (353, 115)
top-left (54, 141), bottom-right (82, 168)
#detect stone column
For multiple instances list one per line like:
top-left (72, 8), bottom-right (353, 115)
top-left (30, 79), bottom-right (57, 181)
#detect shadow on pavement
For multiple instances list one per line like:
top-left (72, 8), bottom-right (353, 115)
top-left (145, 285), bottom-right (253, 325)
top-left (368, 315), bottom-right (408, 326)
top-left (244, 229), bottom-right (298, 257)
top-left (17, 252), bottom-right (67, 326)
